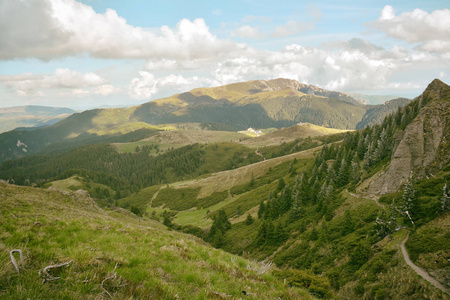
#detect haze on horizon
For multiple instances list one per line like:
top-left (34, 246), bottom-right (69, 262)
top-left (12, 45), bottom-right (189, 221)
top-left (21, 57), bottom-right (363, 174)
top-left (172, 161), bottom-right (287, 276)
top-left (0, 0), bottom-right (449, 109)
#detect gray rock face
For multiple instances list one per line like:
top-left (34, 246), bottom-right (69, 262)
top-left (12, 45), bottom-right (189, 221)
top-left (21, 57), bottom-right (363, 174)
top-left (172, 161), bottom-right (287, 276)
top-left (367, 81), bottom-right (450, 195)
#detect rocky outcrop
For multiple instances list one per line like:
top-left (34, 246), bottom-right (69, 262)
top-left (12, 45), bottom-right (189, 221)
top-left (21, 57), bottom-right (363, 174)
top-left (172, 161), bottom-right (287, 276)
top-left (367, 79), bottom-right (450, 195)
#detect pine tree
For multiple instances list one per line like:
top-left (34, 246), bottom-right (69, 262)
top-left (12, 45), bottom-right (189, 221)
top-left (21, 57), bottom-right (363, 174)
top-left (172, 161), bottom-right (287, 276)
top-left (255, 221), bottom-right (268, 246)
top-left (401, 173), bottom-right (416, 226)
top-left (258, 200), bottom-right (266, 219)
top-left (245, 214), bottom-right (254, 225)
top-left (208, 209), bottom-right (231, 246)
top-left (356, 133), bottom-right (366, 160)
top-left (440, 182), bottom-right (450, 213)
top-left (337, 157), bottom-right (349, 186)
top-left (350, 153), bottom-right (360, 183)
top-left (277, 177), bottom-right (286, 192)
top-left (290, 189), bottom-right (302, 221)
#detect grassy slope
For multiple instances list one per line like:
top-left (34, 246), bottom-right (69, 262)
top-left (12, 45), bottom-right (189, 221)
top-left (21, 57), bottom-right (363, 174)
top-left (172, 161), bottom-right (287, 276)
top-left (240, 123), bottom-right (349, 148)
top-left (0, 183), bottom-right (312, 299)
top-left (167, 144), bottom-right (318, 198)
top-left (114, 128), bottom-right (248, 154)
top-left (120, 143), bottom-right (317, 229)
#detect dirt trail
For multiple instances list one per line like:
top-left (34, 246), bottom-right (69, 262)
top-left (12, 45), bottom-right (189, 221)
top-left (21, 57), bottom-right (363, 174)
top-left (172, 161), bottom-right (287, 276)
top-left (255, 148), bottom-right (266, 161)
top-left (149, 186), bottom-right (165, 208)
top-left (346, 189), bottom-right (385, 210)
top-left (401, 231), bottom-right (450, 295)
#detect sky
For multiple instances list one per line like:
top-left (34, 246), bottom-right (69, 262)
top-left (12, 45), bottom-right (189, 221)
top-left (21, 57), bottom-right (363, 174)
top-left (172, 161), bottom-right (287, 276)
top-left (0, 0), bottom-right (449, 109)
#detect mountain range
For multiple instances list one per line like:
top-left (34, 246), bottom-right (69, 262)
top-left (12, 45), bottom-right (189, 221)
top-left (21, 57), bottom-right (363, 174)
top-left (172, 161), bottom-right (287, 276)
top-left (1, 78), bottom-right (449, 299)
top-left (0, 79), bottom-right (409, 162)
top-left (0, 105), bottom-right (75, 134)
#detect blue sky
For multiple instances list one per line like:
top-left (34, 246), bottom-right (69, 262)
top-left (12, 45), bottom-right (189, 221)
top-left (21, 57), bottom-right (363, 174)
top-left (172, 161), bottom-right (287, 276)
top-left (0, 0), bottom-right (449, 109)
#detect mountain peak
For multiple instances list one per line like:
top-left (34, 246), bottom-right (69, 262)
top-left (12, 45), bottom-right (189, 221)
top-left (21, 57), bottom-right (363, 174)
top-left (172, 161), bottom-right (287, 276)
top-left (421, 78), bottom-right (450, 102)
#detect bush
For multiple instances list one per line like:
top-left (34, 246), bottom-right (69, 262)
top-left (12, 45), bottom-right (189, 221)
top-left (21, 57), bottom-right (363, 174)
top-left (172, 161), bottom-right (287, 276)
top-left (274, 268), bottom-right (333, 298)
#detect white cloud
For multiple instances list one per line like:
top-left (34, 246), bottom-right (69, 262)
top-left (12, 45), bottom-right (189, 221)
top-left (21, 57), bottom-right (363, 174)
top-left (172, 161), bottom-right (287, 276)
top-left (211, 44), bottom-right (412, 91)
top-left (128, 72), bottom-right (219, 100)
top-left (373, 6), bottom-right (450, 53)
top-left (93, 84), bottom-right (121, 96)
top-left (136, 36), bottom-right (444, 98)
top-left (0, 0), bottom-right (236, 60)
top-left (231, 25), bottom-right (265, 40)
top-left (323, 38), bottom-right (384, 54)
top-left (0, 68), bottom-right (117, 97)
top-left (271, 20), bottom-right (313, 38)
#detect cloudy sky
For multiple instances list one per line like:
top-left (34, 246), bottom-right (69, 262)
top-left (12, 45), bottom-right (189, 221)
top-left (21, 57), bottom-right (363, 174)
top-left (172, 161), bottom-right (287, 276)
top-left (0, 0), bottom-right (449, 109)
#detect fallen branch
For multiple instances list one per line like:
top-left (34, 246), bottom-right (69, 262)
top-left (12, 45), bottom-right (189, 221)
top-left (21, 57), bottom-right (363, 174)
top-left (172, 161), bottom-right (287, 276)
top-left (9, 249), bottom-right (23, 273)
top-left (39, 260), bottom-right (74, 283)
top-left (101, 263), bottom-right (118, 299)
top-left (209, 287), bottom-right (232, 298)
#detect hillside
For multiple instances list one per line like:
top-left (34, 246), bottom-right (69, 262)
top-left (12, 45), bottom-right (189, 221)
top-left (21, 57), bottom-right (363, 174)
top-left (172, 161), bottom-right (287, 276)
top-left (0, 182), bottom-right (313, 299)
top-left (356, 98), bottom-right (411, 129)
top-left (124, 79), bottom-right (450, 299)
top-left (240, 123), bottom-right (349, 148)
top-left (366, 79), bottom-right (450, 195)
top-left (0, 105), bottom-right (75, 133)
top-left (1, 79), bottom-right (449, 299)
top-left (344, 92), bottom-right (401, 105)
top-left (0, 79), bottom-right (406, 162)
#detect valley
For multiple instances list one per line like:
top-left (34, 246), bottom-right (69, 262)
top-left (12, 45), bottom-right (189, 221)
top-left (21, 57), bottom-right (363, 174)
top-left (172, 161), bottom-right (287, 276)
top-left (0, 78), bottom-right (449, 299)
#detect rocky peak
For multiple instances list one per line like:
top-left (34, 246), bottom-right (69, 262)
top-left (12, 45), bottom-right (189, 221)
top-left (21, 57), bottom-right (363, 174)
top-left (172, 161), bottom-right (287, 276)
top-left (421, 78), bottom-right (450, 103)
top-left (366, 79), bottom-right (450, 195)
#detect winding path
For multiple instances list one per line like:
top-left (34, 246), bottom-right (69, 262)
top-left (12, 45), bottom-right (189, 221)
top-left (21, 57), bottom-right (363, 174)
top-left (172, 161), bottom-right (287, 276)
top-left (346, 189), bottom-right (385, 210)
top-left (149, 186), bottom-right (164, 208)
top-left (255, 148), bottom-right (266, 161)
top-left (401, 231), bottom-right (450, 295)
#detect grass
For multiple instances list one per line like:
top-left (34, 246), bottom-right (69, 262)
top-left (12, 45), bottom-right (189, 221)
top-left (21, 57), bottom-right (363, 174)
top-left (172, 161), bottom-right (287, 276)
top-left (174, 196), bottom-right (240, 228)
top-left (114, 128), bottom-right (248, 154)
top-left (0, 182), bottom-right (313, 299)
top-left (46, 176), bottom-right (83, 191)
top-left (171, 145), bottom-right (318, 199)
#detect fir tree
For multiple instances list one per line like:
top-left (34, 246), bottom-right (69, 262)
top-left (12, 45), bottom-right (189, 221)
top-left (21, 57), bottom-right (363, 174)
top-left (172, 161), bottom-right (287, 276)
top-left (401, 173), bottom-right (416, 226)
top-left (208, 209), bottom-right (231, 247)
top-left (440, 182), bottom-right (450, 213)
top-left (245, 214), bottom-right (254, 225)
top-left (258, 200), bottom-right (266, 219)
top-left (277, 177), bottom-right (286, 192)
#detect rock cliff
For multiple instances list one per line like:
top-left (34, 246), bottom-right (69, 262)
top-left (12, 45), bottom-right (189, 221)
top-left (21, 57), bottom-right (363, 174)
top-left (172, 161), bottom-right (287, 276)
top-left (367, 79), bottom-right (450, 195)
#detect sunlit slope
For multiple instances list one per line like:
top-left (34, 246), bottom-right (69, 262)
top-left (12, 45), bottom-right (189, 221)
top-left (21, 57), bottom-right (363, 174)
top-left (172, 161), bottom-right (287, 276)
top-left (240, 123), bottom-right (349, 147)
top-left (0, 182), bottom-right (312, 299)
top-left (0, 78), bottom-right (406, 162)
top-left (114, 126), bottom-right (249, 153)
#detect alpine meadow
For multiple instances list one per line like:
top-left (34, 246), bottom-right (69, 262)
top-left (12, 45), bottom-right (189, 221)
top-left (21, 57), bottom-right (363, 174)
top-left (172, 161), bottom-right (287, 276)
top-left (1, 1), bottom-right (449, 299)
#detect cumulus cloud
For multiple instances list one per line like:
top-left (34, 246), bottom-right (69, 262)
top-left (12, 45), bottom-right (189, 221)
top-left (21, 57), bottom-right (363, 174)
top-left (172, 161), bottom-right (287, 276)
top-left (211, 43), bottom-right (407, 91)
top-left (0, 0), bottom-right (236, 60)
top-left (132, 35), bottom-right (445, 100)
top-left (0, 69), bottom-right (118, 96)
top-left (323, 38), bottom-right (384, 54)
top-left (373, 5), bottom-right (450, 53)
top-left (128, 72), bottom-right (219, 100)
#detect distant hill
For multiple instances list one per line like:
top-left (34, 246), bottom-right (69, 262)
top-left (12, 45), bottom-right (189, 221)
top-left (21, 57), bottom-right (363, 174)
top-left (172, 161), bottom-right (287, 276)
top-left (0, 79), bottom-right (407, 162)
top-left (356, 98), bottom-right (411, 129)
top-left (344, 92), bottom-right (402, 105)
top-left (0, 105), bottom-right (75, 133)
top-left (1, 79), bottom-right (449, 299)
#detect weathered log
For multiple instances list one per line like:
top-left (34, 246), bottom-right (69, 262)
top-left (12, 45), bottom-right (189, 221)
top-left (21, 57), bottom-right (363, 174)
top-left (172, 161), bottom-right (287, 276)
top-left (9, 249), bottom-right (23, 273)
top-left (39, 260), bottom-right (74, 283)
